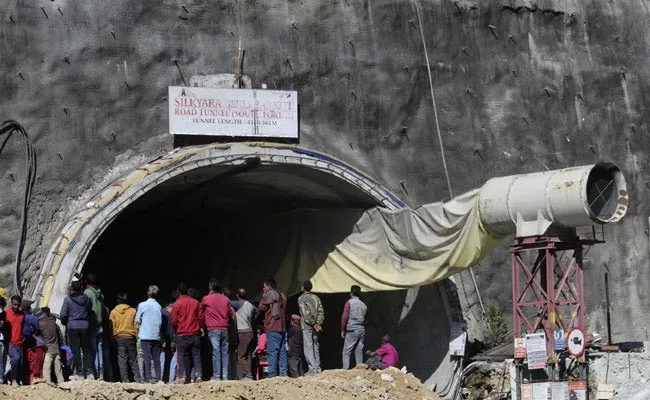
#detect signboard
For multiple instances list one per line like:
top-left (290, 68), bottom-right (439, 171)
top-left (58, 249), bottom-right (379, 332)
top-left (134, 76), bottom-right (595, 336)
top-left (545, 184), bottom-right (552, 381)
top-left (566, 328), bottom-right (585, 357)
top-left (515, 337), bottom-right (527, 358)
top-left (521, 383), bottom-right (533, 400)
top-left (449, 322), bottom-right (467, 356)
top-left (568, 381), bottom-right (586, 400)
top-left (168, 86), bottom-right (298, 138)
top-left (526, 332), bottom-right (547, 369)
top-left (551, 381), bottom-right (569, 400)
top-left (554, 330), bottom-right (566, 351)
top-left (532, 382), bottom-right (550, 400)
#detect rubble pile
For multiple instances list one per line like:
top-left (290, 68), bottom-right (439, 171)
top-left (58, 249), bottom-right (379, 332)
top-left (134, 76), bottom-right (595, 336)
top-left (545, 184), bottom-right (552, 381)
top-left (0, 366), bottom-right (439, 400)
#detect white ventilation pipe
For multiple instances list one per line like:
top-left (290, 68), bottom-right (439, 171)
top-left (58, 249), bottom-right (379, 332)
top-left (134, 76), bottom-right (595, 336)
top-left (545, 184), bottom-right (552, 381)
top-left (479, 162), bottom-right (628, 237)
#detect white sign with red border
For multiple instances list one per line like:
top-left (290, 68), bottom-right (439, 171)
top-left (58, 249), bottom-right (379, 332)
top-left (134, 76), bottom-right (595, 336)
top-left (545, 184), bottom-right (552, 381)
top-left (169, 86), bottom-right (298, 138)
top-left (566, 328), bottom-right (585, 357)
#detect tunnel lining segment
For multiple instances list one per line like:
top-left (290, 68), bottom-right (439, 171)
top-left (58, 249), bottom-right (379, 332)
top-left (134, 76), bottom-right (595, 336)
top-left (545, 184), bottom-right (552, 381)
top-left (31, 142), bottom-right (405, 314)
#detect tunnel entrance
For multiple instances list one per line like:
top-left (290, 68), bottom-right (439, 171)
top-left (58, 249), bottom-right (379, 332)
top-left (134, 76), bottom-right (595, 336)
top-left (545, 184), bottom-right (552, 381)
top-left (32, 143), bottom-right (443, 374)
top-left (82, 159), bottom-right (380, 313)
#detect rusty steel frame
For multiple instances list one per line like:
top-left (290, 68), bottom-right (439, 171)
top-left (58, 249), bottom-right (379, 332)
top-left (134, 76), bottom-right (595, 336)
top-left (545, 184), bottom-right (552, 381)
top-left (511, 235), bottom-right (601, 358)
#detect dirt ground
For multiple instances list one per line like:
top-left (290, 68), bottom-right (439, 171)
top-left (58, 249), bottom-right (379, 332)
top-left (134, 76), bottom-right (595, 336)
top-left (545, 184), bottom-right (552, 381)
top-left (0, 366), bottom-right (440, 400)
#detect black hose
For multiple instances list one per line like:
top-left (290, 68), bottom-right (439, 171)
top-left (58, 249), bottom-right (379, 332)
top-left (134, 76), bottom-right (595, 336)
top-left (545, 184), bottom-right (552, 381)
top-left (0, 120), bottom-right (37, 297)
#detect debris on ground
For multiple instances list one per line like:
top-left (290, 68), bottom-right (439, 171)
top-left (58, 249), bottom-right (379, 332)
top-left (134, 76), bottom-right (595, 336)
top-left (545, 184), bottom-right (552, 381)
top-left (589, 350), bottom-right (650, 400)
top-left (0, 367), bottom-right (440, 400)
top-left (460, 362), bottom-right (510, 400)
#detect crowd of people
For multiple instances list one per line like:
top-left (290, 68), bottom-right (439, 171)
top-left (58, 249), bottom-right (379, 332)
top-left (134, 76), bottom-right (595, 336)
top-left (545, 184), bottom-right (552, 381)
top-left (0, 275), bottom-right (399, 385)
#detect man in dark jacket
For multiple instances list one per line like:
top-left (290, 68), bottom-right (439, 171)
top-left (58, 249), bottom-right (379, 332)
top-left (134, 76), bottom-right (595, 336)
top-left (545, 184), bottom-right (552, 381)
top-left (160, 291), bottom-right (178, 384)
top-left (38, 307), bottom-right (65, 384)
top-left (60, 280), bottom-right (93, 380)
top-left (21, 300), bottom-right (40, 385)
top-left (258, 279), bottom-right (287, 378)
top-left (83, 273), bottom-right (104, 379)
top-left (287, 315), bottom-right (304, 378)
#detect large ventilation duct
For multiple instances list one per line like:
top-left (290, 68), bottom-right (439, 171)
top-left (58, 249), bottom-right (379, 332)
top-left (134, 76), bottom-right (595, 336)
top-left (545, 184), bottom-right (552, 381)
top-left (478, 163), bottom-right (628, 237)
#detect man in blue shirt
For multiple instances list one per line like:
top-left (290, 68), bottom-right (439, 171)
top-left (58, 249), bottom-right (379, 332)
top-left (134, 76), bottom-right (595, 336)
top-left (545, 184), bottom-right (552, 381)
top-left (136, 285), bottom-right (163, 383)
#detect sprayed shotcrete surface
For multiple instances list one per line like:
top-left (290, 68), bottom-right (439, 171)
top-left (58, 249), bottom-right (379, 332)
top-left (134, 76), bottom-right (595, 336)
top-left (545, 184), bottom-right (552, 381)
top-left (0, 0), bottom-right (649, 378)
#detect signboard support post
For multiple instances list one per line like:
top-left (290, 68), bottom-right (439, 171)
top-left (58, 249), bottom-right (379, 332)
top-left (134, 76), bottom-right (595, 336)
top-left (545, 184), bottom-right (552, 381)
top-left (511, 235), bottom-right (601, 399)
top-left (510, 235), bottom-right (597, 357)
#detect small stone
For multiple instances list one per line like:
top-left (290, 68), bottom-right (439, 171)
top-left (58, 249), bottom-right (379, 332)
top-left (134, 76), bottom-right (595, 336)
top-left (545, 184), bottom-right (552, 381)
top-left (380, 374), bottom-right (394, 382)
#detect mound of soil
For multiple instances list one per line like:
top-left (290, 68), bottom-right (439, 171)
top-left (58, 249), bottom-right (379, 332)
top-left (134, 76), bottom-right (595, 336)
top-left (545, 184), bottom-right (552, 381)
top-left (0, 366), bottom-right (440, 400)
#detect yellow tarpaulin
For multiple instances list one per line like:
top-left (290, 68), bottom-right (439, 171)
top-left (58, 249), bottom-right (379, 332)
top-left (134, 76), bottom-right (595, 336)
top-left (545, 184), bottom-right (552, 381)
top-left (221, 189), bottom-right (501, 294)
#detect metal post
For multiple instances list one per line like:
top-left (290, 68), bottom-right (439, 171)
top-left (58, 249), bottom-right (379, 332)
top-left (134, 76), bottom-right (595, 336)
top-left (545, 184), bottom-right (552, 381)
top-left (605, 271), bottom-right (612, 345)
top-left (512, 250), bottom-right (520, 339)
top-left (577, 245), bottom-right (585, 330)
top-left (545, 247), bottom-right (556, 357)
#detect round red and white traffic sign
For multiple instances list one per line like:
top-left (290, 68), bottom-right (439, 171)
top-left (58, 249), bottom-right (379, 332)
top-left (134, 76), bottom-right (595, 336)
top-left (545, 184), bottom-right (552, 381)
top-left (566, 328), bottom-right (586, 357)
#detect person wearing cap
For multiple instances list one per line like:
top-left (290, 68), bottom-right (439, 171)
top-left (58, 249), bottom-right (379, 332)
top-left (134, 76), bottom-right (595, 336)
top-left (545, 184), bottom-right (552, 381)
top-left (38, 307), bottom-right (65, 384)
top-left (365, 335), bottom-right (399, 370)
top-left (297, 280), bottom-right (324, 375)
top-left (287, 315), bottom-right (304, 378)
top-left (136, 285), bottom-right (163, 383)
top-left (200, 278), bottom-right (234, 381)
top-left (230, 288), bottom-right (258, 381)
top-left (4, 295), bottom-right (25, 385)
top-left (109, 292), bottom-right (142, 383)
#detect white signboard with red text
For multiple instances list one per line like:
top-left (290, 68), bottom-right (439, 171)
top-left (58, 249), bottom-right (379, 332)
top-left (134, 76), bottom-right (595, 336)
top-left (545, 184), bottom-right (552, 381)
top-left (169, 86), bottom-right (298, 138)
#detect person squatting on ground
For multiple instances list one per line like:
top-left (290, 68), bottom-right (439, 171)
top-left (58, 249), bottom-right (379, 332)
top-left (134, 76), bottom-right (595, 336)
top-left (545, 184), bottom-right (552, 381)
top-left (366, 335), bottom-right (399, 370)
top-left (287, 315), bottom-right (304, 378)
top-left (109, 292), bottom-right (142, 383)
top-left (4, 295), bottom-right (25, 385)
top-left (38, 307), bottom-right (65, 384)
top-left (297, 280), bottom-right (324, 375)
top-left (172, 282), bottom-right (204, 384)
top-left (258, 279), bottom-right (288, 378)
top-left (341, 285), bottom-right (367, 369)
top-left (201, 279), bottom-right (235, 381)
top-left (61, 280), bottom-right (94, 380)
top-left (84, 273), bottom-right (104, 379)
top-left (136, 285), bottom-right (163, 383)
top-left (231, 288), bottom-right (258, 381)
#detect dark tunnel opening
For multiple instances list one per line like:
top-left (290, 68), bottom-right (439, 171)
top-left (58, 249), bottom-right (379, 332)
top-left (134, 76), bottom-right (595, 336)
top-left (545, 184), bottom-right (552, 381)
top-left (82, 162), bottom-right (379, 373)
top-left (80, 161), bottom-right (449, 381)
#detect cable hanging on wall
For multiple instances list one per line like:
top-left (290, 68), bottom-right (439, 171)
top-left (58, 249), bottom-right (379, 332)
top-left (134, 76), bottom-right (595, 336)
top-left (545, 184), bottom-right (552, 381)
top-left (0, 120), bottom-right (37, 297)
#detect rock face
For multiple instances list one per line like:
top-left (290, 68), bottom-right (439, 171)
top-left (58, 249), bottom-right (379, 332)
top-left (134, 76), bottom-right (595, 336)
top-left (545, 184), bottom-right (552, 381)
top-left (0, 0), bottom-right (649, 380)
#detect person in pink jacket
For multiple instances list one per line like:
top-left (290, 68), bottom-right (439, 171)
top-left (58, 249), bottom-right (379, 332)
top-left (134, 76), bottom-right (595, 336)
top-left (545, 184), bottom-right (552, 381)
top-left (365, 335), bottom-right (399, 370)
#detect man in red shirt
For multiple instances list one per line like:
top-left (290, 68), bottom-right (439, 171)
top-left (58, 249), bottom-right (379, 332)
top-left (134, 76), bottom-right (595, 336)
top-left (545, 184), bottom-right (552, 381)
top-left (365, 335), bottom-right (399, 370)
top-left (4, 295), bottom-right (25, 385)
top-left (200, 279), bottom-right (235, 381)
top-left (171, 283), bottom-right (204, 384)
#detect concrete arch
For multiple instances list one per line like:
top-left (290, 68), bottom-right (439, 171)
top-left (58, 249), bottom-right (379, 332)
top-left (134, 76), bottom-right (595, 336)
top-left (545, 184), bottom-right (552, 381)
top-left (31, 142), bottom-right (405, 314)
